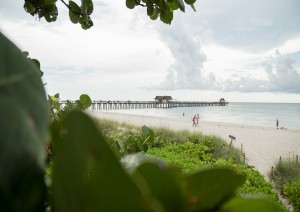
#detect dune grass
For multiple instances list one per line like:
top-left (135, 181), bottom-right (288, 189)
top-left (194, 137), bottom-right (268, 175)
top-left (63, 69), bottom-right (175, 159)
top-left (272, 159), bottom-right (300, 189)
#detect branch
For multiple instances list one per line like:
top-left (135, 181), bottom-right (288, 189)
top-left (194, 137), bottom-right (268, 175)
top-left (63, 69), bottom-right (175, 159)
top-left (135, 0), bottom-right (147, 7)
top-left (60, 0), bottom-right (69, 9)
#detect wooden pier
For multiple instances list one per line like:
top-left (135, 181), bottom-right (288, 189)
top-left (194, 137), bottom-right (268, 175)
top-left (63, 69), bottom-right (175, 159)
top-left (87, 100), bottom-right (228, 110)
top-left (59, 97), bottom-right (228, 110)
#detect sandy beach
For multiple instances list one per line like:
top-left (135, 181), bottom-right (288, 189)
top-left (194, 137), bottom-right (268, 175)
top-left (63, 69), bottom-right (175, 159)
top-left (90, 111), bottom-right (300, 178)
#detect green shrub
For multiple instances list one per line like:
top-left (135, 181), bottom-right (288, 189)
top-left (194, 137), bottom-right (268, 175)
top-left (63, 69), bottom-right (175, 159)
top-left (147, 142), bottom-right (212, 174)
top-left (283, 179), bottom-right (300, 211)
top-left (214, 159), bottom-right (280, 202)
top-left (188, 135), bottom-right (244, 164)
top-left (102, 124), bottom-right (172, 157)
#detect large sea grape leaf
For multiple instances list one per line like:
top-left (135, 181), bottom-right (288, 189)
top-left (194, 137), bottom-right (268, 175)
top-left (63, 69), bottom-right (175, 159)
top-left (52, 111), bottom-right (152, 211)
top-left (183, 168), bottom-right (245, 211)
top-left (222, 197), bottom-right (282, 212)
top-left (0, 33), bottom-right (49, 210)
top-left (133, 162), bottom-right (186, 212)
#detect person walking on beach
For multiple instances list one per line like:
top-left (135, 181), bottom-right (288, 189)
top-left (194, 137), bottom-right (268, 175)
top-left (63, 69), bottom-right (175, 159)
top-left (196, 114), bottom-right (200, 127)
top-left (276, 119), bottom-right (279, 129)
top-left (192, 115), bottom-right (196, 127)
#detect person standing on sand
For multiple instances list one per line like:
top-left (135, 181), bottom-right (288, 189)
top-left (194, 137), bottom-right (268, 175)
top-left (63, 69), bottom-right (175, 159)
top-left (192, 115), bottom-right (196, 127)
top-left (276, 119), bottom-right (279, 129)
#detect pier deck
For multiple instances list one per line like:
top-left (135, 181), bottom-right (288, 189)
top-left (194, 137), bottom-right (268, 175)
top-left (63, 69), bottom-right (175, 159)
top-left (59, 100), bottom-right (228, 110)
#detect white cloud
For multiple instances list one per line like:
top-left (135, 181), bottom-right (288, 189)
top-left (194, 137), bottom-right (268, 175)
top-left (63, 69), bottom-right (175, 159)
top-left (224, 50), bottom-right (300, 93)
top-left (152, 19), bottom-right (218, 90)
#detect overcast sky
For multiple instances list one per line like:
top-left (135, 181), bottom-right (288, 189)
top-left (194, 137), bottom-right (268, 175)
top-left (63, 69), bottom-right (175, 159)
top-left (1, 0), bottom-right (300, 102)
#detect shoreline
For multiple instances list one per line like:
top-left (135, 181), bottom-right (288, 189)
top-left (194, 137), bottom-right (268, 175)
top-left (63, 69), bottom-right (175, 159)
top-left (89, 111), bottom-right (300, 178)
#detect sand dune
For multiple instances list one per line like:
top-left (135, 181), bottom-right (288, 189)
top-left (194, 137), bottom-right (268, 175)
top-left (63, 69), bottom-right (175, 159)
top-left (90, 111), bottom-right (300, 178)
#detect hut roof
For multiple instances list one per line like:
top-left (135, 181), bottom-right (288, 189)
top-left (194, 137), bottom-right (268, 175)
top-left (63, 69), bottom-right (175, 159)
top-left (155, 96), bottom-right (173, 100)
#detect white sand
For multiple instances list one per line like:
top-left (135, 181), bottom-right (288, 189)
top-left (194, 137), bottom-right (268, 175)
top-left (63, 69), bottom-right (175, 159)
top-left (90, 111), bottom-right (300, 178)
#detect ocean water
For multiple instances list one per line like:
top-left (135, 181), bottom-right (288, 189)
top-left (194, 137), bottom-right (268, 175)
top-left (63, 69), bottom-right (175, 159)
top-left (107, 102), bottom-right (300, 130)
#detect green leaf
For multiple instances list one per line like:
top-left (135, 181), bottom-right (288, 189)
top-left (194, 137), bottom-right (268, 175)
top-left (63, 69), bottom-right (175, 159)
top-left (85, 0), bottom-right (93, 15)
top-left (0, 32), bottom-right (49, 160)
top-left (0, 32), bottom-right (48, 211)
top-left (79, 15), bottom-right (93, 30)
top-left (79, 94), bottom-right (91, 109)
top-left (222, 197), bottom-right (283, 212)
top-left (44, 4), bottom-right (58, 22)
top-left (147, 5), bottom-right (154, 16)
top-left (69, 1), bottom-right (81, 13)
top-left (134, 162), bottom-right (186, 211)
top-left (167, 0), bottom-right (179, 10)
top-left (81, 0), bottom-right (87, 15)
top-left (22, 51), bottom-right (29, 57)
top-left (126, 0), bottom-right (136, 9)
top-left (184, 0), bottom-right (196, 5)
top-left (24, 1), bottom-right (35, 14)
top-left (141, 125), bottom-right (155, 146)
top-left (183, 168), bottom-right (245, 211)
top-left (160, 9), bottom-right (173, 24)
top-left (69, 1), bottom-right (81, 23)
top-left (52, 111), bottom-right (151, 211)
top-left (22, 52), bottom-right (43, 77)
top-left (30, 58), bottom-right (40, 70)
top-left (142, 125), bottom-right (152, 136)
top-left (176, 0), bottom-right (185, 12)
top-left (150, 8), bottom-right (160, 20)
top-left (69, 11), bottom-right (80, 24)
top-left (190, 3), bottom-right (196, 12)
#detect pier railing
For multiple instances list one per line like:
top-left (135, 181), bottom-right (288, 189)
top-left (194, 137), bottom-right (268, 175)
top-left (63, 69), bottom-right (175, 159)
top-left (59, 100), bottom-right (228, 110)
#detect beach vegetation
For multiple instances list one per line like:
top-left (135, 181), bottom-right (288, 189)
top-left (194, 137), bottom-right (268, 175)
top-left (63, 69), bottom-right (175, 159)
top-left (187, 134), bottom-right (244, 164)
top-left (147, 142), bottom-right (212, 173)
top-left (47, 92), bottom-right (92, 162)
top-left (271, 157), bottom-right (300, 211)
top-left (148, 145), bottom-right (281, 205)
top-left (283, 179), bottom-right (300, 211)
top-left (272, 159), bottom-right (300, 189)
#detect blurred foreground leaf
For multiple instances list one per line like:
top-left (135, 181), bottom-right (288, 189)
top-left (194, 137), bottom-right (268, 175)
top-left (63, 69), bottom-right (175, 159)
top-left (134, 162), bottom-right (186, 211)
top-left (0, 32), bottom-right (49, 211)
top-left (222, 197), bottom-right (283, 212)
top-left (183, 168), bottom-right (245, 211)
top-left (52, 111), bottom-right (152, 211)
